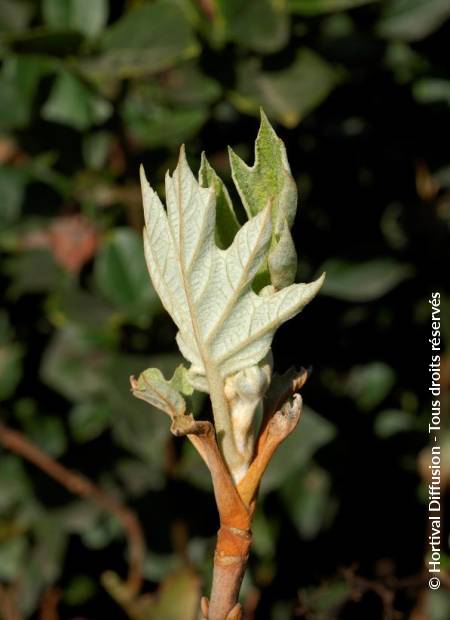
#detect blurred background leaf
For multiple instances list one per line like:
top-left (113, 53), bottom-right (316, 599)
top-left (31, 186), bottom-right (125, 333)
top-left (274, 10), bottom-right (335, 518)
top-left (213, 0), bottom-right (289, 53)
top-left (320, 258), bottom-right (414, 301)
top-left (231, 49), bottom-right (341, 127)
top-left (377, 0), bottom-right (450, 41)
top-left (96, 0), bottom-right (199, 79)
top-left (42, 0), bottom-right (109, 37)
top-left (94, 227), bottom-right (159, 323)
top-left (42, 69), bottom-right (113, 130)
top-left (0, 0), bottom-right (448, 618)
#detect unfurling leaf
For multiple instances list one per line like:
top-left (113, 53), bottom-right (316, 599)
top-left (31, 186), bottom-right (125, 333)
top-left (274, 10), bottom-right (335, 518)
top-left (140, 148), bottom-right (324, 393)
top-left (130, 366), bottom-right (191, 418)
top-left (229, 110), bottom-right (297, 235)
top-left (229, 110), bottom-right (298, 287)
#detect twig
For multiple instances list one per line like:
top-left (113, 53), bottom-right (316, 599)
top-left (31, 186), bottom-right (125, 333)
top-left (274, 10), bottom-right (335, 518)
top-left (39, 588), bottom-right (60, 620)
top-left (343, 569), bottom-right (395, 620)
top-left (0, 423), bottom-right (145, 595)
top-left (172, 416), bottom-right (251, 620)
top-left (0, 583), bottom-right (23, 620)
top-left (172, 367), bottom-right (308, 619)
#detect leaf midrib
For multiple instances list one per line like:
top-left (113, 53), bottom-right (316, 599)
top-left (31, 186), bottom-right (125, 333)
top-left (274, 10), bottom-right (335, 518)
top-left (173, 162), bottom-right (214, 381)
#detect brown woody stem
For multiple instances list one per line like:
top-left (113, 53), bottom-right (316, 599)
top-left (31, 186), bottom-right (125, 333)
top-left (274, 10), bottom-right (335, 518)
top-left (172, 415), bottom-right (252, 619)
top-left (0, 422), bottom-right (145, 596)
top-left (207, 525), bottom-right (251, 620)
top-left (170, 369), bottom-right (308, 619)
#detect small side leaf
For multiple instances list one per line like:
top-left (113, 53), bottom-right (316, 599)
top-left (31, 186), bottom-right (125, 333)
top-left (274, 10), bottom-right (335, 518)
top-left (170, 365), bottom-right (194, 397)
top-left (130, 367), bottom-right (188, 417)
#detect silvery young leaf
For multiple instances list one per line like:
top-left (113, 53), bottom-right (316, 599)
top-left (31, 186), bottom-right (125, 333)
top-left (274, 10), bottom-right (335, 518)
top-left (229, 110), bottom-right (298, 287)
top-left (130, 366), bottom-right (189, 417)
top-left (199, 153), bottom-right (240, 249)
top-left (140, 148), bottom-right (324, 391)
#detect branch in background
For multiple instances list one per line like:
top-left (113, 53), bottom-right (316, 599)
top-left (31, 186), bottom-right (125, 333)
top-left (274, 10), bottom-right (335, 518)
top-left (342, 568), bottom-right (395, 620)
top-left (296, 567), bottom-right (450, 620)
top-left (0, 422), bottom-right (145, 596)
top-left (0, 583), bottom-right (23, 620)
top-left (39, 588), bottom-right (60, 620)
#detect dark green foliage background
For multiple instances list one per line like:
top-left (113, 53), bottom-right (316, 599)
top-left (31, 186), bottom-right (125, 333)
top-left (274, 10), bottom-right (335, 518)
top-left (0, 0), bottom-right (449, 618)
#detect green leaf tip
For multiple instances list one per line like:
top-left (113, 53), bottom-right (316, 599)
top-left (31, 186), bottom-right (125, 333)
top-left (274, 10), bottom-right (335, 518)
top-left (130, 365), bottom-right (192, 417)
top-left (229, 109), bottom-right (298, 288)
top-left (229, 109), bottom-right (297, 229)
